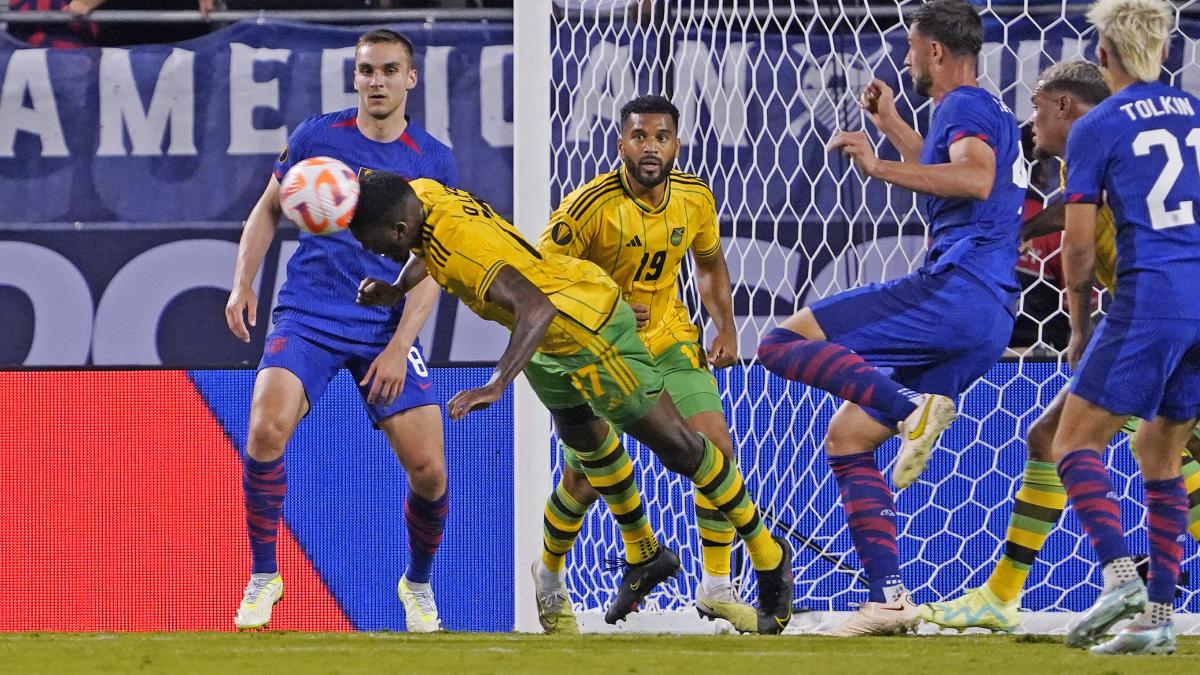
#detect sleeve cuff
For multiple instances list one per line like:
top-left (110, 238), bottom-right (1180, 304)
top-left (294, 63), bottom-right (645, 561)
top-left (1066, 191), bottom-right (1100, 205)
top-left (949, 130), bottom-right (995, 149)
top-left (478, 260), bottom-right (508, 300)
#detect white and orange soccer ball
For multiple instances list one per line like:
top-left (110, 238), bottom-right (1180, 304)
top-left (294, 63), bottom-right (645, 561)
top-left (279, 157), bottom-right (360, 235)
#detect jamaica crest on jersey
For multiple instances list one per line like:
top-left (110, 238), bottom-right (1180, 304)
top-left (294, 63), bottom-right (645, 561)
top-left (670, 227), bottom-right (684, 246)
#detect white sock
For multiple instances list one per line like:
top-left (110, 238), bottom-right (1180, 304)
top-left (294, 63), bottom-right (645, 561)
top-left (403, 575), bottom-right (432, 593)
top-left (882, 581), bottom-right (907, 604)
top-left (251, 571), bottom-right (280, 581)
top-left (701, 573), bottom-right (731, 596)
top-left (1101, 557), bottom-right (1139, 592)
top-left (1135, 601), bottom-right (1173, 629)
top-left (535, 559), bottom-right (564, 590)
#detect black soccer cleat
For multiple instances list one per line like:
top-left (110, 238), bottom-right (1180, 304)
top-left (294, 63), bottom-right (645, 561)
top-left (755, 536), bottom-right (795, 635)
top-left (604, 546), bottom-right (682, 624)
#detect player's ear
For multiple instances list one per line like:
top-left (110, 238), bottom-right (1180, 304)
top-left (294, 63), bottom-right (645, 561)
top-left (406, 66), bottom-right (418, 92)
top-left (1056, 94), bottom-right (1071, 117)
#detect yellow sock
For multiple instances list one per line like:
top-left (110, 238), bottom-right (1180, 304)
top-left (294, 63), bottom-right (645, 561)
top-left (573, 425), bottom-right (658, 565)
top-left (689, 434), bottom-right (781, 571)
top-left (694, 491), bottom-right (734, 577)
top-left (542, 479), bottom-right (587, 572)
top-left (986, 460), bottom-right (1065, 603)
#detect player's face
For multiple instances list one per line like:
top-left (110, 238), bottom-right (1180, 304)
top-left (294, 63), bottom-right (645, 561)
top-left (617, 113), bottom-right (679, 189)
top-left (904, 26), bottom-right (935, 98)
top-left (354, 43), bottom-right (418, 121)
top-left (1029, 86), bottom-right (1068, 158)
top-left (358, 203), bottom-right (423, 263)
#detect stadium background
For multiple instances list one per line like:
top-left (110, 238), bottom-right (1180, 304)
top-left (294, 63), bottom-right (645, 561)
top-left (1, 1), bottom-right (1197, 632)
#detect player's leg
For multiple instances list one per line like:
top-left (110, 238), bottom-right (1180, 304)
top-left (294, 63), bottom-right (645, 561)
top-left (822, 402), bottom-right (922, 636)
top-left (921, 385), bottom-right (1069, 631)
top-left (236, 326), bottom-right (339, 629)
top-left (352, 343), bottom-right (448, 633)
top-left (1128, 418), bottom-right (1200, 542)
top-left (1090, 414), bottom-right (1191, 656)
top-left (533, 457), bottom-right (594, 634)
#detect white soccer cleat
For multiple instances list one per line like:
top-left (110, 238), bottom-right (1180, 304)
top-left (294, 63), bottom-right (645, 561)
top-left (696, 582), bottom-right (759, 634)
top-left (825, 592), bottom-right (920, 637)
top-left (234, 574), bottom-right (284, 630)
top-left (398, 576), bottom-right (442, 633)
top-left (893, 394), bottom-right (956, 489)
top-left (531, 562), bottom-right (579, 635)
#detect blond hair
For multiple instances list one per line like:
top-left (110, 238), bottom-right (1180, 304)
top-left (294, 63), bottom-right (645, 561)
top-left (1087, 0), bottom-right (1173, 82)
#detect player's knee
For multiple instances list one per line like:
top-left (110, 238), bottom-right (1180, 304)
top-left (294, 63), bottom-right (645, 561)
top-left (246, 418), bottom-right (290, 460)
top-left (406, 458), bottom-right (448, 498)
top-left (654, 430), bottom-right (704, 476)
top-left (825, 422), bottom-right (869, 457)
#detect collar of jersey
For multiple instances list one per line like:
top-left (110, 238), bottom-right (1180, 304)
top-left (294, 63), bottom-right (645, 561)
top-left (618, 166), bottom-right (671, 214)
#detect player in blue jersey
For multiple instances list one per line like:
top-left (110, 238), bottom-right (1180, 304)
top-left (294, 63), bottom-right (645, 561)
top-left (223, 29), bottom-right (457, 632)
top-left (1053, 0), bottom-right (1198, 655)
top-left (755, 0), bottom-right (1025, 635)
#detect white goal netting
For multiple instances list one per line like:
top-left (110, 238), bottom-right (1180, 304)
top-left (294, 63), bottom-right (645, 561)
top-left (547, 0), bottom-right (1200, 632)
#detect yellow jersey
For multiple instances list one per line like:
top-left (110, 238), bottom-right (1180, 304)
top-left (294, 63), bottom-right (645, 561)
top-left (409, 179), bottom-right (621, 356)
top-left (538, 168), bottom-right (722, 357)
top-left (1060, 163), bottom-right (1118, 294)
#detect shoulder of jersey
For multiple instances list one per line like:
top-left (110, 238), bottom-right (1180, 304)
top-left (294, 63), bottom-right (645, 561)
top-left (402, 118), bottom-right (453, 154)
top-left (296, 108), bottom-right (357, 135)
top-left (559, 170), bottom-right (623, 221)
top-left (670, 170), bottom-right (715, 203)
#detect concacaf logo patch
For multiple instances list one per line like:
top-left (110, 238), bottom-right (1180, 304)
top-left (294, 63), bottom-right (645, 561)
top-left (551, 221), bottom-right (573, 245)
top-left (358, 166), bottom-right (375, 180)
top-left (277, 146), bottom-right (288, 163)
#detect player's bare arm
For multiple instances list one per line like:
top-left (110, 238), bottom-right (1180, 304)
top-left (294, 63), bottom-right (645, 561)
top-left (225, 176), bottom-right (284, 343)
top-left (1020, 201), bottom-right (1066, 242)
top-left (828, 132), bottom-right (994, 200)
top-left (361, 276), bottom-right (440, 406)
top-left (356, 256), bottom-right (430, 307)
top-left (860, 78), bottom-right (924, 162)
top-left (693, 248), bottom-right (737, 368)
top-left (1061, 202), bottom-right (1098, 369)
top-left (445, 266), bottom-right (558, 420)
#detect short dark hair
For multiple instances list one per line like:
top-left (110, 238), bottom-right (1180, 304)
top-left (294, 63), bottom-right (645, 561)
top-left (908, 0), bottom-right (984, 57)
top-left (349, 170), bottom-right (418, 236)
top-left (356, 28), bottom-right (416, 66)
top-left (1038, 60), bottom-right (1111, 106)
top-left (619, 95), bottom-right (680, 130)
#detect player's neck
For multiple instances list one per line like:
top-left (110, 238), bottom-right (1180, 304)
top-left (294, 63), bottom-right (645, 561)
top-left (1105, 69), bottom-right (1139, 95)
top-left (621, 166), bottom-right (667, 207)
top-left (931, 64), bottom-right (978, 103)
top-left (355, 109), bottom-right (410, 143)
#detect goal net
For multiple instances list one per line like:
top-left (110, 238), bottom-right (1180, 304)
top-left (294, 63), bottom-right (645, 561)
top-left (545, 0), bottom-right (1200, 633)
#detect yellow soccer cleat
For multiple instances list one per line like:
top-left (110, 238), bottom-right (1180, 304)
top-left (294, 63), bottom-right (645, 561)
top-left (894, 394), bottom-right (956, 489)
top-left (398, 576), bottom-right (442, 633)
top-left (234, 574), bottom-right (284, 630)
top-left (919, 586), bottom-right (1021, 633)
top-left (530, 562), bottom-right (579, 635)
top-left (696, 584), bottom-right (759, 633)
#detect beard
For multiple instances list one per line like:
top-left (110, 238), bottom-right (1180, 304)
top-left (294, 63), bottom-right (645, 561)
top-left (914, 72), bottom-right (933, 98)
top-left (625, 158), bottom-right (674, 189)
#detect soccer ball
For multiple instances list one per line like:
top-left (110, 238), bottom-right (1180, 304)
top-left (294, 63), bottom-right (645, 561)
top-left (279, 157), bottom-right (360, 235)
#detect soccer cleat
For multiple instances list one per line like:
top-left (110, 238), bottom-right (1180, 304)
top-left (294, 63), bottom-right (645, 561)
top-left (1065, 579), bottom-right (1147, 649)
top-left (696, 583), bottom-right (759, 633)
top-left (918, 586), bottom-right (1021, 632)
top-left (1090, 621), bottom-right (1176, 655)
top-left (754, 537), bottom-right (795, 635)
top-left (398, 576), bottom-right (442, 633)
top-left (893, 394), bottom-right (956, 489)
top-left (604, 546), bottom-right (681, 624)
top-left (531, 561), bottom-right (578, 635)
top-left (826, 592), bottom-right (920, 636)
top-left (234, 575), bottom-right (284, 630)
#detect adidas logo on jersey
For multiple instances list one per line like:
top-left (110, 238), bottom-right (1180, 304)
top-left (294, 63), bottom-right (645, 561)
top-left (625, 236), bottom-right (643, 248)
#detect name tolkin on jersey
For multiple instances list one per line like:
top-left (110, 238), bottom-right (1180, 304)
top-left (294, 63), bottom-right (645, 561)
top-left (1120, 95), bottom-right (1197, 121)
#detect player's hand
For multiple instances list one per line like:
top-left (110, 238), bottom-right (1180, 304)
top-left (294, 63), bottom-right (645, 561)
top-left (827, 130), bottom-right (880, 177)
top-left (631, 302), bottom-right (651, 330)
top-left (224, 285), bottom-right (257, 343)
top-left (357, 277), bottom-right (404, 306)
top-left (859, 78), bottom-right (898, 127)
top-left (360, 343), bottom-right (409, 406)
top-left (707, 331), bottom-right (738, 369)
top-left (447, 383), bottom-right (504, 420)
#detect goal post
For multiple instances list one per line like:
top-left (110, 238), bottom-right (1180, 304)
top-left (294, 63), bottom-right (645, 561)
top-left (517, 0), bottom-right (1200, 634)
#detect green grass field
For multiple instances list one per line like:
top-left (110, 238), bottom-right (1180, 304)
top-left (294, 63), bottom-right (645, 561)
top-left (3, 633), bottom-right (1199, 674)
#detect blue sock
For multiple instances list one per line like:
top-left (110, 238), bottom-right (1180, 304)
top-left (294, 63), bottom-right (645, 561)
top-left (243, 454), bottom-right (286, 575)
top-left (404, 490), bottom-right (449, 584)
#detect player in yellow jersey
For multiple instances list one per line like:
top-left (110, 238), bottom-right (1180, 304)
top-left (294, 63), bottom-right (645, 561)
top-left (922, 60), bottom-right (1200, 632)
top-left (347, 173), bottom-right (796, 634)
top-left (529, 95), bottom-right (755, 633)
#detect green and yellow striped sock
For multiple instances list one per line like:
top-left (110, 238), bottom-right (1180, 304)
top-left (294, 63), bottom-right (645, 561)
top-left (694, 491), bottom-right (734, 577)
top-left (986, 460), bottom-right (1066, 603)
top-left (689, 434), bottom-right (781, 571)
top-left (574, 426), bottom-right (658, 565)
top-left (1182, 451), bottom-right (1200, 542)
top-left (542, 479), bottom-right (588, 572)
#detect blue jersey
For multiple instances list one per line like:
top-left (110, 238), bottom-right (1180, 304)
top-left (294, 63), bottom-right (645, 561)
top-left (919, 86), bottom-right (1024, 312)
top-left (272, 108), bottom-right (459, 344)
top-left (1065, 81), bottom-right (1200, 320)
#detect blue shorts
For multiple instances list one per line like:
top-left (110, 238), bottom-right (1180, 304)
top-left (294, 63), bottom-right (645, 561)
top-left (1071, 314), bottom-right (1200, 421)
top-left (811, 266), bottom-right (1013, 423)
top-left (257, 320), bottom-right (437, 424)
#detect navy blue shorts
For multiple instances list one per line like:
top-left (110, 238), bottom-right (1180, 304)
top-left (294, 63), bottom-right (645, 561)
top-left (1071, 314), bottom-right (1200, 421)
top-left (257, 320), bottom-right (438, 424)
top-left (810, 266), bottom-right (1013, 423)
